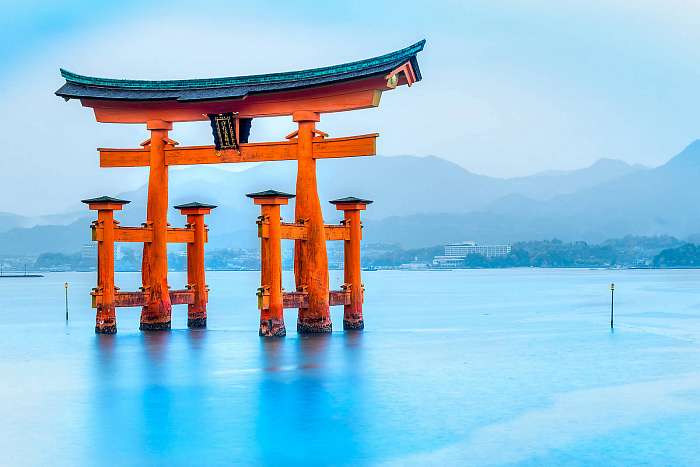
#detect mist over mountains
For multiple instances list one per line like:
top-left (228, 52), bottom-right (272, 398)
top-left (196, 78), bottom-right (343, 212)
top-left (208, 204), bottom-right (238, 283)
top-left (6, 140), bottom-right (700, 254)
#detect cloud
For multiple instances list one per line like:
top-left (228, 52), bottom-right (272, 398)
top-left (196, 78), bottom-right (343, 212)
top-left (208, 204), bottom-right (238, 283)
top-left (4, 0), bottom-right (700, 215)
top-left (0, 10), bottom-right (406, 215)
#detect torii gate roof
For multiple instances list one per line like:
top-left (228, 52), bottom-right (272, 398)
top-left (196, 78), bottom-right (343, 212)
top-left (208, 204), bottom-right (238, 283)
top-left (55, 40), bottom-right (425, 122)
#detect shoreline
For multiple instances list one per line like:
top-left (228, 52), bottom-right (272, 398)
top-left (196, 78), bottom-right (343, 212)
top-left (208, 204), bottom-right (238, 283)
top-left (25, 266), bottom-right (700, 274)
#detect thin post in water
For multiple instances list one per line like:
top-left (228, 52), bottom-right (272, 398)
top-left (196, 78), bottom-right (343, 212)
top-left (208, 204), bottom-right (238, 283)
top-left (65, 282), bottom-right (69, 321)
top-left (610, 282), bottom-right (615, 329)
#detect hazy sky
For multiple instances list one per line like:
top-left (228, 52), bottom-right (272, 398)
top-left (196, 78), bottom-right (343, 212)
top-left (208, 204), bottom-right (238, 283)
top-left (3, 0), bottom-right (700, 215)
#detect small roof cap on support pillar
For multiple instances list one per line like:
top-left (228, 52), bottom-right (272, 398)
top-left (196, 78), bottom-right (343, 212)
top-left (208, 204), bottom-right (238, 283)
top-left (174, 201), bottom-right (217, 215)
top-left (81, 196), bottom-right (130, 204)
top-left (246, 190), bottom-right (295, 205)
top-left (329, 196), bottom-right (373, 210)
top-left (81, 196), bottom-right (130, 211)
top-left (174, 201), bottom-right (218, 209)
top-left (246, 190), bottom-right (295, 199)
top-left (329, 196), bottom-right (373, 205)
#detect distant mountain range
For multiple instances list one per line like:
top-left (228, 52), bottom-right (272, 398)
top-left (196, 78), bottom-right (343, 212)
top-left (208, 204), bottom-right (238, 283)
top-left (0, 211), bottom-right (85, 233)
top-left (366, 141), bottom-right (700, 247)
top-left (6, 140), bottom-right (700, 254)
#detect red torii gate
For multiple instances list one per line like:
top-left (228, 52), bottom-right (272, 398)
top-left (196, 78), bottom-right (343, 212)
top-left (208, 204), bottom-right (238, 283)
top-left (56, 40), bottom-right (425, 334)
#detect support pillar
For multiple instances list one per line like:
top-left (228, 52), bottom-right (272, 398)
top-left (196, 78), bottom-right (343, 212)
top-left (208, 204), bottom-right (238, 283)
top-left (175, 202), bottom-right (216, 329)
top-left (82, 196), bottom-right (130, 334)
top-left (292, 111), bottom-right (331, 333)
top-left (247, 190), bottom-right (294, 337)
top-left (140, 120), bottom-right (173, 331)
top-left (330, 197), bottom-right (373, 330)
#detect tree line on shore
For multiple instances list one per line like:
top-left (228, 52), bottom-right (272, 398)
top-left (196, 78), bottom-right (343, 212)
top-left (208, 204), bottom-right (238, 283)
top-left (363, 236), bottom-right (699, 269)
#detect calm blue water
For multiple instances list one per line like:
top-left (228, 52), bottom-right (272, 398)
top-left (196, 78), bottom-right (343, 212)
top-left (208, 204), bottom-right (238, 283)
top-left (1, 269), bottom-right (700, 466)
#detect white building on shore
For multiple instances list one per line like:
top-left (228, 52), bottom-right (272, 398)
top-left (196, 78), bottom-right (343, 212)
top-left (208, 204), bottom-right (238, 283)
top-left (433, 241), bottom-right (512, 268)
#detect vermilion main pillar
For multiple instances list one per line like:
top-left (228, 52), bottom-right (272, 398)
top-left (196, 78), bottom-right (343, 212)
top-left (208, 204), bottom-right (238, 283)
top-left (140, 120), bottom-right (173, 331)
top-left (293, 111), bottom-right (331, 333)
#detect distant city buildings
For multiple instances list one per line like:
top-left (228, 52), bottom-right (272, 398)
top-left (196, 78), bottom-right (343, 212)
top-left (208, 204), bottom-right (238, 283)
top-left (433, 241), bottom-right (512, 268)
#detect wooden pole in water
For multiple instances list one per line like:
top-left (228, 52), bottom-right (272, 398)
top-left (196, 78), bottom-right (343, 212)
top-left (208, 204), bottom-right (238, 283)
top-left (262, 202), bottom-right (284, 336)
top-left (175, 202), bottom-right (216, 329)
top-left (65, 282), bottom-right (69, 321)
top-left (96, 208), bottom-right (117, 333)
top-left (82, 196), bottom-right (129, 334)
top-left (247, 191), bottom-right (294, 337)
top-left (330, 197), bottom-right (373, 330)
top-left (610, 282), bottom-right (615, 328)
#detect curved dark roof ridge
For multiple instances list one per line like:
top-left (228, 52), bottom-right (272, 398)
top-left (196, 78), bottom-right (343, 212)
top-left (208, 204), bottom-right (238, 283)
top-left (55, 40), bottom-right (425, 102)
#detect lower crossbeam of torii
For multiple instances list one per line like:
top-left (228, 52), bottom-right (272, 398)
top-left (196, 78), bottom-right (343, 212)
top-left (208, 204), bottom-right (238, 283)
top-left (56, 40), bottom-right (425, 334)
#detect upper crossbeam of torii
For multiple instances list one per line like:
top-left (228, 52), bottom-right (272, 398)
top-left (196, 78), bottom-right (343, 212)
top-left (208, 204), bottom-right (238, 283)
top-left (56, 40), bottom-right (425, 335)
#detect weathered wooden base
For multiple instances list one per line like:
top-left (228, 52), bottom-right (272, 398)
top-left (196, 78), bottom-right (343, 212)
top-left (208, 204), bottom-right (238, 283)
top-left (140, 295), bottom-right (173, 331)
top-left (297, 317), bottom-right (333, 334)
top-left (95, 304), bottom-right (117, 334)
top-left (139, 321), bottom-right (171, 331)
top-left (95, 324), bottom-right (117, 334)
top-left (259, 319), bottom-right (286, 337)
top-left (188, 317), bottom-right (207, 329)
top-left (343, 319), bottom-right (364, 330)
